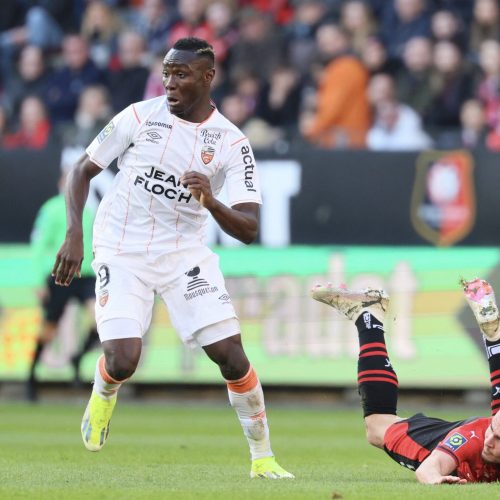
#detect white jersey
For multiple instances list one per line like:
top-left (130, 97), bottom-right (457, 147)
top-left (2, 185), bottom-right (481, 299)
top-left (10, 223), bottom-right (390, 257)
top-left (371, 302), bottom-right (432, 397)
top-left (86, 96), bottom-right (261, 257)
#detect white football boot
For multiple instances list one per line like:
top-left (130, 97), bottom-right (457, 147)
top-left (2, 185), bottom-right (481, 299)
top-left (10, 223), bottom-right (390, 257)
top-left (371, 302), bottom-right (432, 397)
top-left (462, 278), bottom-right (500, 341)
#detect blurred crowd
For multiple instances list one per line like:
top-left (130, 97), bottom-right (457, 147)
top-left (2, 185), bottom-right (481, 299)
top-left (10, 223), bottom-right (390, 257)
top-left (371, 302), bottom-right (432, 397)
top-left (1, 0), bottom-right (500, 152)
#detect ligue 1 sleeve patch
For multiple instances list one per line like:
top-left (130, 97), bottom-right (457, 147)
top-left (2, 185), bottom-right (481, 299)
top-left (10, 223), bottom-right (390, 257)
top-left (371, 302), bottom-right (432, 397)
top-left (97, 122), bottom-right (115, 143)
top-left (443, 433), bottom-right (468, 451)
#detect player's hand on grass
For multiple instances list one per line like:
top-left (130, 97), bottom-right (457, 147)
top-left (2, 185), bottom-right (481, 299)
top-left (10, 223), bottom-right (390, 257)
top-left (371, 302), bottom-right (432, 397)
top-left (52, 235), bottom-right (83, 286)
top-left (436, 475), bottom-right (467, 485)
top-left (181, 171), bottom-right (215, 209)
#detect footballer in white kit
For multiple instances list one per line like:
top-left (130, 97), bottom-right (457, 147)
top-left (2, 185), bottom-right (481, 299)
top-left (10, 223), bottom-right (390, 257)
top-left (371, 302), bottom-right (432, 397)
top-left (87, 94), bottom-right (260, 346)
top-left (52, 37), bottom-right (293, 480)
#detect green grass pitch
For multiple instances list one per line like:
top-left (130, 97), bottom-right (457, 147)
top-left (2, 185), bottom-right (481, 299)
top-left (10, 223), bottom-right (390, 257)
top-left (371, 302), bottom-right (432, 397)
top-left (0, 401), bottom-right (498, 499)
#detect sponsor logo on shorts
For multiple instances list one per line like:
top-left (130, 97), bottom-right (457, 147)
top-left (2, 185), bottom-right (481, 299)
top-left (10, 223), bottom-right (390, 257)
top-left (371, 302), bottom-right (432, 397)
top-left (183, 266), bottom-right (219, 301)
top-left (97, 265), bottom-right (110, 289)
top-left (218, 294), bottom-right (231, 305)
top-left (201, 144), bottom-right (215, 164)
top-left (99, 289), bottom-right (109, 307)
top-left (97, 122), bottom-right (115, 143)
top-left (443, 433), bottom-right (468, 451)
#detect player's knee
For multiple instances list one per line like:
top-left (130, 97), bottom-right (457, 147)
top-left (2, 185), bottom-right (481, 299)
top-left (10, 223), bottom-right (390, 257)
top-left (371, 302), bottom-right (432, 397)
top-left (365, 427), bottom-right (384, 448)
top-left (105, 356), bottom-right (137, 381)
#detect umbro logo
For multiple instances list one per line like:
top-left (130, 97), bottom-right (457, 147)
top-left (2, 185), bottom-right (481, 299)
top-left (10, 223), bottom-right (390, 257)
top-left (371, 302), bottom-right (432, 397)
top-left (146, 130), bottom-right (162, 144)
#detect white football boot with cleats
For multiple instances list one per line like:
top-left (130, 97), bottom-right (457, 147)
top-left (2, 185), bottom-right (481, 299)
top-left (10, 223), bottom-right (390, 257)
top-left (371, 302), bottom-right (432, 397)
top-left (462, 278), bottom-right (500, 341)
top-left (311, 283), bottom-right (389, 323)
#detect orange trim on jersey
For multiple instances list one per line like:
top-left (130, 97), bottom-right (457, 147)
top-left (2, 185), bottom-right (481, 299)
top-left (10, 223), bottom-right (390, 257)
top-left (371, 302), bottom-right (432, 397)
top-left (131, 104), bottom-right (141, 124)
top-left (175, 121), bottom-right (199, 248)
top-left (230, 136), bottom-right (248, 147)
top-left (116, 172), bottom-right (133, 253)
top-left (86, 153), bottom-right (106, 169)
top-left (145, 196), bottom-right (156, 255)
top-left (196, 106), bottom-right (216, 127)
top-left (491, 369), bottom-right (500, 381)
top-left (226, 366), bottom-right (259, 394)
top-left (98, 355), bottom-right (124, 384)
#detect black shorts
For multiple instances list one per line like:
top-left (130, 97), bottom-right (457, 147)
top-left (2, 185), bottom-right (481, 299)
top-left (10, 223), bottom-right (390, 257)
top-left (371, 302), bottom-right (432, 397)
top-left (42, 276), bottom-right (95, 323)
top-left (383, 413), bottom-right (475, 471)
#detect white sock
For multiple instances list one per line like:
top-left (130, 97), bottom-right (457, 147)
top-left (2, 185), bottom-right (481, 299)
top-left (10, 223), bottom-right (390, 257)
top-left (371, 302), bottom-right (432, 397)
top-left (226, 366), bottom-right (273, 460)
top-left (92, 355), bottom-right (124, 400)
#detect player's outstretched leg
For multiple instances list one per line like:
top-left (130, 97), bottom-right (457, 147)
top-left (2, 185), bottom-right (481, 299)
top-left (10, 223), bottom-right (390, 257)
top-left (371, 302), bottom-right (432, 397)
top-left (81, 355), bottom-right (120, 451)
top-left (311, 284), bottom-right (399, 447)
top-left (463, 278), bottom-right (500, 415)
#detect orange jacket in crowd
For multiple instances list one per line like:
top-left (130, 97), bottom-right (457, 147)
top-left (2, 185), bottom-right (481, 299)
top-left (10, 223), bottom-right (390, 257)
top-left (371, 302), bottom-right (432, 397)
top-left (306, 55), bottom-right (371, 148)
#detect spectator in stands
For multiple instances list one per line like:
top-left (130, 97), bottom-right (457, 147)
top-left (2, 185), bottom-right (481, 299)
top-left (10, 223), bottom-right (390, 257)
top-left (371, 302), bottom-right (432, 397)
top-left (0, 1), bottom-right (72, 52)
top-left (205, 1), bottom-right (238, 66)
top-left (476, 39), bottom-right (500, 137)
top-left (229, 7), bottom-right (286, 82)
top-left (240, 0), bottom-right (294, 25)
top-left (221, 92), bottom-right (282, 149)
top-left (285, 0), bottom-right (329, 76)
top-left (143, 52), bottom-right (166, 100)
top-left (4, 44), bottom-right (51, 117)
top-left (0, 1), bottom-right (70, 80)
top-left (379, 0), bottom-right (431, 61)
top-left (301, 22), bottom-right (370, 148)
top-left (3, 95), bottom-right (51, 149)
top-left (366, 72), bottom-right (433, 151)
top-left (107, 31), bottom-right (149, 112)
top-left (340, 0), bottom-right (378, 56)
top-left (45, 34), bottom-right (104, 124)
top-left (80, 0), bottom-right (122, 69)
top-left (167, 0), bottom-right (211, 49)
top-left (430, 9), bottom-right (466, 49)
top-left (395, 36), bottom-right (435, 118)
top-left (130, 0), bottom-right (177, 56)
top-left (435, 98), bottom-right (488, 149)
top-left (210, 60), bottom-right (231, 106)
top-left (58, 85), bottom-right (111, 148)
top-left (257, 65), bottom-right (302, 136)
top-left (360, 35), bottom-right (401, 76)
top-left (469, 0), bottom-right (500, 57)
top-left (426, 40), bottom-right (474, 131)
top-left (232, 69), bottom-right (262, 116)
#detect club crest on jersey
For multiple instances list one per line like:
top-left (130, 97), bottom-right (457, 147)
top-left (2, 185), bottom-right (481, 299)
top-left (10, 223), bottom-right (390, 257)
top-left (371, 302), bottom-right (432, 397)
top-left (97, 122), bottom-right (115, 143)
top-left (443, 433), bottom-right (468, 451)
top-left (201, 145), bottom-right (215, 164)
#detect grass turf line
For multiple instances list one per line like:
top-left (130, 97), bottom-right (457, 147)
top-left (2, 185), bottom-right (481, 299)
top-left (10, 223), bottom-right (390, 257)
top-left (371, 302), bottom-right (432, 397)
top-left (0, 402), bottom-right (498, 499)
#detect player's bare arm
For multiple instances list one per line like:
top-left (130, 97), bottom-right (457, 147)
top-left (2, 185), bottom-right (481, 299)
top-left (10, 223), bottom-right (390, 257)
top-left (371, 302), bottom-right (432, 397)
top-left (181, 171), bottom-right (259, 244)
top-left (52, 155), bottom-right (101, 286)
top-left (415, 450), bottom-right (467, 485)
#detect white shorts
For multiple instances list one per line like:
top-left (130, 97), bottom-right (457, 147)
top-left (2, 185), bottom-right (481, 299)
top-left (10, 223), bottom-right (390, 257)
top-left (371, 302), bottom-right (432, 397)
top-left (92, 250), bottom-right (239, 348)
